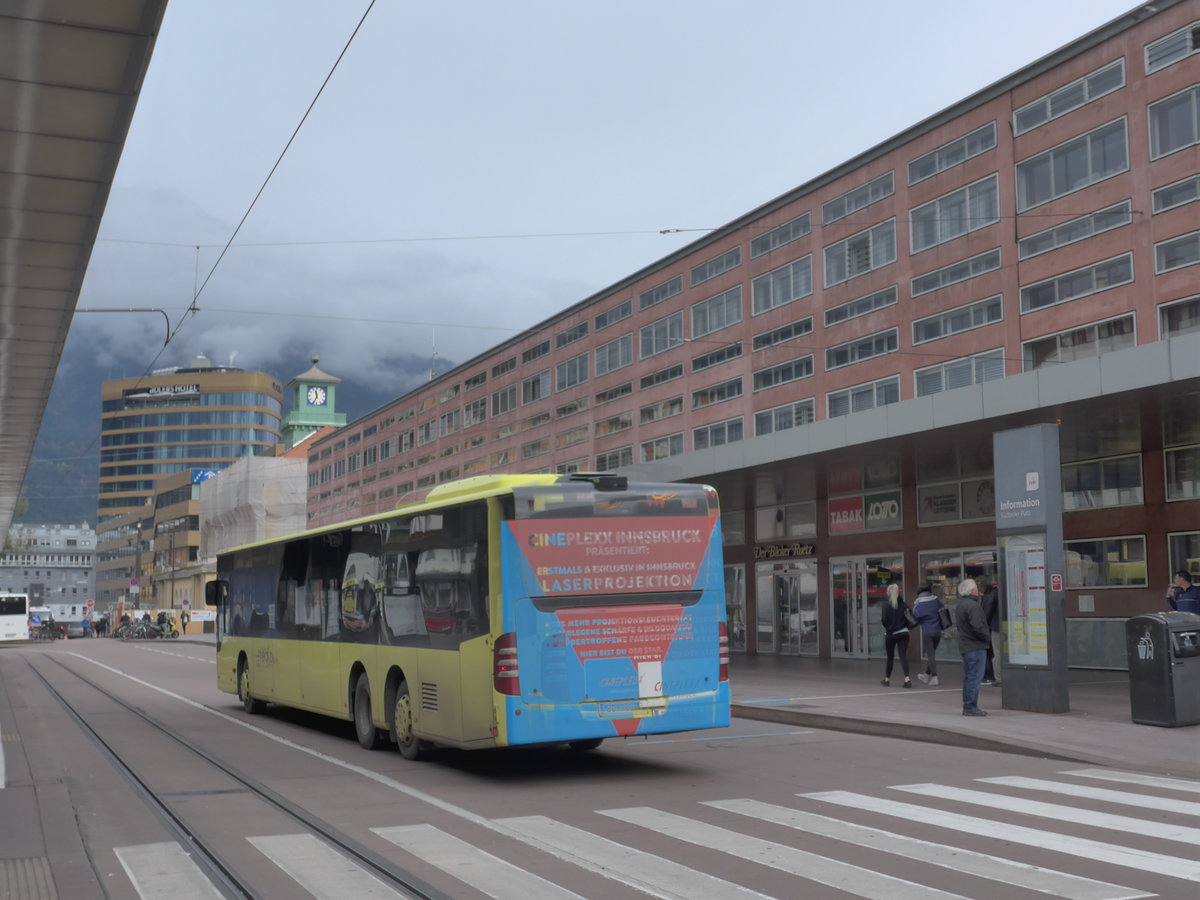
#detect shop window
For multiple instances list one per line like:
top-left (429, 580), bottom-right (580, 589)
top-left (1064, 537), bottom-right (1146, 587)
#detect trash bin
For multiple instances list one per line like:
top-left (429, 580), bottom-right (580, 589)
top-left (1125, 612), bottom-right (1200, 727)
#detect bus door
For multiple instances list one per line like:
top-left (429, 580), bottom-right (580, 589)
top-left (830, 555), bottom-right (902, 658)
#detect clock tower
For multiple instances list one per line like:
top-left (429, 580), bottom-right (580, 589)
top-left (281, 355), bottom-right (346, 449)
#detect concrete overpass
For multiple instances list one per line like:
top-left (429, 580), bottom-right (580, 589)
top-left (0, 0), bottom-right (169, 549)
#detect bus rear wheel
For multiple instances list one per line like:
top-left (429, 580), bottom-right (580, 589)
top-left (354, 673), bottom-right (386, 750)
top-left (392, 679), bottom-right (428, 761)
top-left (238, 660), bottom-right (266, 714)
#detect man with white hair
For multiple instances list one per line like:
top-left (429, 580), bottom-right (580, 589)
top-left (954, 578), bottom-right (991, 716)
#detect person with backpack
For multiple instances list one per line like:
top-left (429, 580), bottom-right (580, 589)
top-left (912, 584), bottom-right (944, 686)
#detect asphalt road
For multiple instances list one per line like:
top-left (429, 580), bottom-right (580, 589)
top-left (2, 638), bottom-right (1198, 899)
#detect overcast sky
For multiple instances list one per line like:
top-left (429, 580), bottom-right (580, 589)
top-left (75, 0), bottom-right (1141, 393)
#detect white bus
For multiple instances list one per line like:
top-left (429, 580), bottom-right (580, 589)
top-left (0, 593), bottom-right (31, 641)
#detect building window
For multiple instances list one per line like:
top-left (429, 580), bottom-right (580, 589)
top-left (1156, 231), bottom-right (1200, 274)
top-left (595, 299), bottom-right (632, 330)
top-left (750, 212), bottom-right (811, 257)
top-left (595, 334), bottom-right (632, 376)
top-left (521, 438), bottom-right (549, 459)
top-left (751, 256), bottom-right (812, 314)
top-left (823, 219), bottom-right (896, 287)
top-left (1020, 253), bottom-right (1133, 313)
top-left (463, 370), bottom-right (486, 391)
top-left (1062, 454), bottom-right (1143, 510)
top-left (595, 411), bottom-right (633, 436)
top-left (556, 322), bottom-right (588, 348)
top-left (828, 376), bottom-right (900, 418)
top-left (1160, 295), bottom-right (1200, 339)
top-left (1013, 59), bottom-right (1124, 135)
top-left (752, 318), bottom-right (814, 351)
top-left (822, 172), bottom-right (894, 225)
top-left (556, 426), bottom-right (588, 450)
top-left (909, 174), bottom-right (1000, 253)
top-left (491, 357), bottom-right (516, 377)
top-left (915, 350), bottom-right (1005, 396)
top-left (753, 356), bottom-right (814, 391)
top-left (1015, 118), bottom-right (1128, 211)
top-left (463, 398), bottom-right (487, 428)
top-left (911, 248), bottom-right (1001, 298)
top-left (1018, 201), bottom-right (1132, 259)
top-left (595, 382), bottom-right (632, 405)
top-left (640, 433), bottom-right (684, 462)
top-left (521, 369), bottom-right (551, 405)
top-left (640, 363), bottom-right (683, 389)
top-left (691, 247), bottom-right (742, 286)
top-left (640, 312), bottom-right (684, 359)
top-left (825, 329), bottom-right (898, 371)
top-left (693, 285), bottom-right (743, 337)
top-left (908, 122), bottom-right (997, 184)
top-left (1146, 21), bottom-right (1200, 74)
top-left (596, 446), bottom-right (633, 471)
top-left (915, 440), bottom-right (993, 526)
top-left (436, 411), bottom-right (459, 438)
top-left (556, 398), bottom-right (587, 418)
top-left (491, 384), bottom-right (516, 416)
top-left (639, 396), bottom-right (683, 425)
top-left (1023, 315), bottom-right (1135, 370)
top-left (694, 417), bottom-right (743, 450)
top-left (1164, 390), bottom-right (1200, 501)
top-left (1150, 85), bottom-right (1200, 158)
top-left (755, 399), bottom-right (815, 436)
top-left (639, 275), bottom-right (682, 310)
top-left (692, 342), bottom-right (743, 373)
top-left (692, 377), bottom-right (743, 409)
top-left (1065, 537), bottom-right (1147, 588)
top-left (912, 295), bottom-right (1003, 344)
top-left (416, 421), bottom-right (436, 446)
top-left (521, 340), bottom-right (550, 364)
top-left (1153, 174), bottom-right (1200, 213)
top-left (555, 353), bottom-right (588, 391)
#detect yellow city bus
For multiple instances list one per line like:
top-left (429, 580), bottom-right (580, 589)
top-left (209, 473), bottom-right (730, 758)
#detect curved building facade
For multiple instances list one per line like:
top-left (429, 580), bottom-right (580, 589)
top-left (99, 357), bottom-right (283, 522)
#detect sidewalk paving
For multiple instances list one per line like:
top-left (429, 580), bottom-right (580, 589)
top-left (728, 655), bottom-right (1200, 778)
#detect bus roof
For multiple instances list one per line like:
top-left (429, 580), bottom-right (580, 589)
top-left (217, 472), bottom-right (590, 557)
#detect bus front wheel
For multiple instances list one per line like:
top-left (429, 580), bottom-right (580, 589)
top-left (354, 673), bottom-right (386, 750)
top-left (238, 660), bottom-right (266, 715)
top-left (392, 679), bottom-right (428, 761)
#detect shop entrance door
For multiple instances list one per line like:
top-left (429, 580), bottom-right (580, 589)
top-left (830, 555), bottom-right (902, 658)
top-left (754, 559), bottom-right (818, 655)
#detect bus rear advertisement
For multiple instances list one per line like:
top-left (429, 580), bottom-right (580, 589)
top-left (211, 473), bottom-right (730, 758)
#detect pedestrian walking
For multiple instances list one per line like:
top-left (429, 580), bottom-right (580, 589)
top-left (912, 584), bottom-right (943, 686)
top-left (180, 608), bottom-right (190, 635)
top-left (879, 583), bottom-right (912, 688)
top-left (1166, 570), bottom-right (1200, 614)
top-left (955, 578), bottom-right (990, 716)
top-left (981, 580), bottom-right (1002, 686)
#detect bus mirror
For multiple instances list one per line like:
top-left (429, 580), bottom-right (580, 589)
top-left (205, 580), bottom-right (227, 606)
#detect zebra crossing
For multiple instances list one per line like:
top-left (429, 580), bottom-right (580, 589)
top-left (112, 767), bottom-right (1198, 899)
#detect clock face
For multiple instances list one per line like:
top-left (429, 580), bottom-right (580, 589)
top-left (307, 386), bottom-right (327, 406)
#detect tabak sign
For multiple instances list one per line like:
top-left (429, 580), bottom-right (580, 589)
top-left (506, 515), bottom-right (713, 596)
top-left (828, 490), bottom-right (902, 534)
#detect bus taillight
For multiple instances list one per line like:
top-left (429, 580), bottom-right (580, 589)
top-left (494, 632), bottom-right (520, 695)
top-left (718, 621), bottom-right (729, 682)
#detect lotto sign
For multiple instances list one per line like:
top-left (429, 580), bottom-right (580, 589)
top-left (1050, 573), bottom-right (1062, 591)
